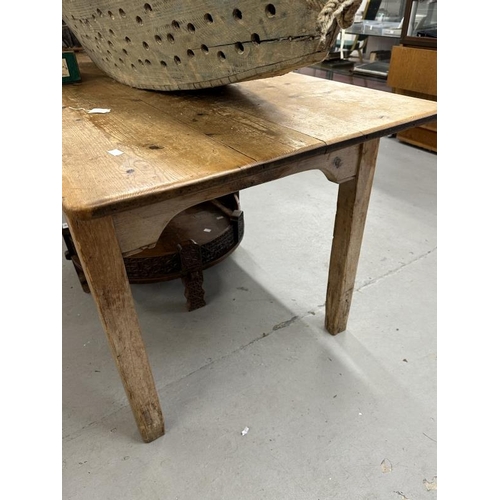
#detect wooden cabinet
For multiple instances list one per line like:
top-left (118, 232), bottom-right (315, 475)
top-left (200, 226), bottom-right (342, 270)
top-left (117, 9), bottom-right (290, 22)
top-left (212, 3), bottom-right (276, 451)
top-left (387, 0), bottom-right (437, 152)
top-left (387, 45), bottom-right (437, 152)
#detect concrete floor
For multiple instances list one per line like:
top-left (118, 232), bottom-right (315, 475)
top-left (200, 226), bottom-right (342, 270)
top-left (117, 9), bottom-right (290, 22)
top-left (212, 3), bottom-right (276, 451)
top-left (62, 136), bottom-right (437, 499)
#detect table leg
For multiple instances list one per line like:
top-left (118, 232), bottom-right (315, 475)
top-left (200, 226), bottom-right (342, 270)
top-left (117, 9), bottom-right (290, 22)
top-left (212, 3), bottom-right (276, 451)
top-left (65, 214), bottom-right (165, 442)
top-left (325, 139), bottom-right (379, 335)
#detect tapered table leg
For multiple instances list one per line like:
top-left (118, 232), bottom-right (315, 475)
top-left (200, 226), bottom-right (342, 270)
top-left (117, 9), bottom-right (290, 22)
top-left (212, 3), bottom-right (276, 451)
top-left (66, 214), bottom-right (165, 442)
top-left (325, 139), bottom-right (380, 335)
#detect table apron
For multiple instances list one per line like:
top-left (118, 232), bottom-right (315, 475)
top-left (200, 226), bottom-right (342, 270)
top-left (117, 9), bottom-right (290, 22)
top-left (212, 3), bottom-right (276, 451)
top-left (113, 144), bottom-right (362, 256)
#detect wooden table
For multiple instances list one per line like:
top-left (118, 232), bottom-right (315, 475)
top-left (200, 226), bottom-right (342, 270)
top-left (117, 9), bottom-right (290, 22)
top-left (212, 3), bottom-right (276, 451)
top-left (62, 55), bottom-right (437, 443)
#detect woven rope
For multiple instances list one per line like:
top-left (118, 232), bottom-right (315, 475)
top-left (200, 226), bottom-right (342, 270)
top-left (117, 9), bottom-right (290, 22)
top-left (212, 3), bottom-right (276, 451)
top-left (311, 0), bottom-right (363, 44)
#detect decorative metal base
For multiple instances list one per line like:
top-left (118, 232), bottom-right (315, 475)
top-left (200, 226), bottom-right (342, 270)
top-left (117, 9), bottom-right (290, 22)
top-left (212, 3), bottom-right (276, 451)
top-left (63, 193), bottom-right (244, 311)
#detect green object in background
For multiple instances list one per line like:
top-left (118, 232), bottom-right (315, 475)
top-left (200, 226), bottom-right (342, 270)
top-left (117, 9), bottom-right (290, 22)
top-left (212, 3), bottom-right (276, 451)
top-left (62, 51), bottom-right (81, 84)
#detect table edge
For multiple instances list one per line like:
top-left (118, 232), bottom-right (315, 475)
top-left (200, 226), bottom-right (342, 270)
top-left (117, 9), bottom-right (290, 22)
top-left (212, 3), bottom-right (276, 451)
top-left (63, 112), bottom-right (436, 220)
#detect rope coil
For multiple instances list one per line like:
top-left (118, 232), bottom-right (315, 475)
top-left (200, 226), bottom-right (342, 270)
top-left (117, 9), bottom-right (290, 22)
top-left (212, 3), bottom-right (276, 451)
top-left (309, 0), bottom-right (363, 44)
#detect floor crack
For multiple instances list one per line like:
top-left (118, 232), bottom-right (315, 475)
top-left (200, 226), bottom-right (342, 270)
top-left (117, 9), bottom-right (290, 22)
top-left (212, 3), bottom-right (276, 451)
top-left (356, 247), bottom-right (437, 292)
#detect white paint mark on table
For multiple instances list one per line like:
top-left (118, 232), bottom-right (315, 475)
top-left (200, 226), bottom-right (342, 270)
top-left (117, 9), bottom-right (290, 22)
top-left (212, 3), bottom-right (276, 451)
top-left (68, 107), bottom-right (111, 114)
top-left (108, 149), bottom-right (124, 156)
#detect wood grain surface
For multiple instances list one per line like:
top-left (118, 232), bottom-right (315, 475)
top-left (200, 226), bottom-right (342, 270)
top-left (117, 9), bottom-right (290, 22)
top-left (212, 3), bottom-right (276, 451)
top-left (66, 214), bottom-right (165, 442)
top-left (62, 55), bottom-right (437, 219)
top-left (325, 139), bottom-right (379, 335)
